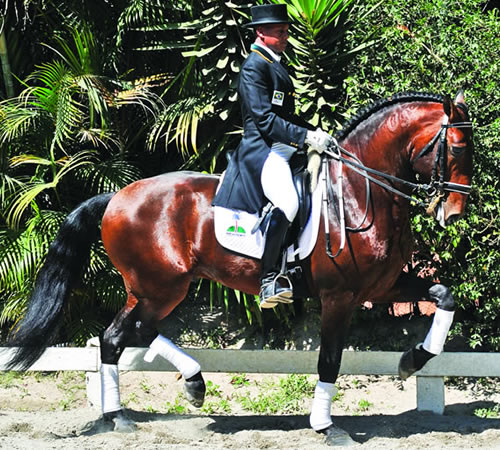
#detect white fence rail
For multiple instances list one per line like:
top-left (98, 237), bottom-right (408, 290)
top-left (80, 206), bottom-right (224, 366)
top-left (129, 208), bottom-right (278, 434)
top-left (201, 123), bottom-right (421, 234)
top-left (1, 347), bottom-right (499, 415)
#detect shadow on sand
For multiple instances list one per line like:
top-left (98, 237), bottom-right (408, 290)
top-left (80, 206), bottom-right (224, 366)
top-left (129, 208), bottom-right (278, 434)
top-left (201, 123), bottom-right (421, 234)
top-left (77, 402), bottom-right (500, 445)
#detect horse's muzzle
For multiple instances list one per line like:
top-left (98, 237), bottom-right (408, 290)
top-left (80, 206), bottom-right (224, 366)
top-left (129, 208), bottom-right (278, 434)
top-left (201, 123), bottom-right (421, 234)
top-left (435, 201), bottom-right (465, 228)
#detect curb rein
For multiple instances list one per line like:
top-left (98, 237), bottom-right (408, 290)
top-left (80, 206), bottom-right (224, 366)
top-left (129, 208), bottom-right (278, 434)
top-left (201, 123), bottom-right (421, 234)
top-left (321, 117), bottom-right (473, 259)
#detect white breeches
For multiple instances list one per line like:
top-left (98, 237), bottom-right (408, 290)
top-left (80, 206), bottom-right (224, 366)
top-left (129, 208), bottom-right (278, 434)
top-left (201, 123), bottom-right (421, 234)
top-left (261, 151), bottom-right (299, 222)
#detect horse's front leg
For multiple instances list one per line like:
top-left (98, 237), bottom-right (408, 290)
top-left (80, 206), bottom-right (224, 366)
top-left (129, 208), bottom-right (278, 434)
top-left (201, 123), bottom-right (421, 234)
top-left (311, 293), bottom-right (356, 446)
top-left (372, 272), bottom-right (456, 380)
top-left (392, 273), bottom-right (456, 379)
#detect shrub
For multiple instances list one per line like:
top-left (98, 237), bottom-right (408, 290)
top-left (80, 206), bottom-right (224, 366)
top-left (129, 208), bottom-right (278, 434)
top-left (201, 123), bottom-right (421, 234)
top-left (343, 0), bottom-right (500, 351)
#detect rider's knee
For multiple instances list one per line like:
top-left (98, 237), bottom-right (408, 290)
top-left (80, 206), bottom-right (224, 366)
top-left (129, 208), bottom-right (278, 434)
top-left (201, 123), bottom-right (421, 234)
top-left (285, 196), bottom-right (299, 223)
top-left (428, 284), bottom-right (455, 311)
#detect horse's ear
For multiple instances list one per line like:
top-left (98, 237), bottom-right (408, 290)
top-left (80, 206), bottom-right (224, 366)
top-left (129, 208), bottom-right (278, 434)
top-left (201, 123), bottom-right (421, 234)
top-left (454, 89), bottom-right (465, 105)
top-left (443, 95), bottom-right (453, 118)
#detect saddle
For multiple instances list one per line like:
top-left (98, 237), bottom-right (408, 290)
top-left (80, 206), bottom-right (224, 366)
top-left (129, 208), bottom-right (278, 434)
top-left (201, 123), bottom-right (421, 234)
top-left (290, 162), bottom-right (313, 240)
top-left (224, 150), bottom-right (312, 244)
top-left (214, 150), bottom-right (321, 300)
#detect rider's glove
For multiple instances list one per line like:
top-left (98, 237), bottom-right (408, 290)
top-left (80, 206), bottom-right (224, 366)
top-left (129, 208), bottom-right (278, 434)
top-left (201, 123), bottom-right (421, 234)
top-left (305, 128), bottom-right (333, 154)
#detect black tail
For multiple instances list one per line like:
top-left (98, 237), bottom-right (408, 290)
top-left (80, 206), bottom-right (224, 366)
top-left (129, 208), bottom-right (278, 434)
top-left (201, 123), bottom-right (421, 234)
top-left (6, 193), bottom-right (115, 370)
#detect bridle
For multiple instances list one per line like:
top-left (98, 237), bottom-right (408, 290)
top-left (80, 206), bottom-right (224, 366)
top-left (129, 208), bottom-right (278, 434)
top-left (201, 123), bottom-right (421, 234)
top-left (321, 111), bottom-right (473, 259)
top-left (411, 114), bottom-right (473, 199)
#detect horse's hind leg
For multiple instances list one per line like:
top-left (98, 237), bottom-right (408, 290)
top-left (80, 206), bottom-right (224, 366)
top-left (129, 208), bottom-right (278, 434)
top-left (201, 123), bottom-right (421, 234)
top-left (100, 293), bottom-right (148, 431)
top-left (100, 287), bottom-right (206, 432)
top-left (144, 335), bottom-right (206, 407)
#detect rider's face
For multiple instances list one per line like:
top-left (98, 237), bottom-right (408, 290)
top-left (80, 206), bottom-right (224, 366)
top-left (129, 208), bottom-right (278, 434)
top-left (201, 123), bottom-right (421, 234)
top-left (256, 24), bottom-right (289, 53)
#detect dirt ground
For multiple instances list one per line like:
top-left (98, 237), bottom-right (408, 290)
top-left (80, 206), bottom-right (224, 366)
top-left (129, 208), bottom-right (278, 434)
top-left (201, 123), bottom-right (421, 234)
top-left (0, 370), bottom-right (499, 449)
top-left (1, 298), bottom-right (499, 448)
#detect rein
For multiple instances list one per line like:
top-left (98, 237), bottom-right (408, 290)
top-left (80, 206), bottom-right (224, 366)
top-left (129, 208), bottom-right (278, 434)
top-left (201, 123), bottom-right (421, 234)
top-left (321, 117), bottom-right (473, 259)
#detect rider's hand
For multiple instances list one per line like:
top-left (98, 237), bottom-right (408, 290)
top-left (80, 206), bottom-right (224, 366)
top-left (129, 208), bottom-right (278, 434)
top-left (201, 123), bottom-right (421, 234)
top-left (305, 128), bottom-right (333, 154)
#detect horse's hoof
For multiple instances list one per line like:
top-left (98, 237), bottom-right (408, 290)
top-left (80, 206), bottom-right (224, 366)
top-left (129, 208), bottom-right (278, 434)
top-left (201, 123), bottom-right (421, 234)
top-left (320, 425), bottom-right (356, 446)
top-left (399, 345), bottom-right (435, 380)
top-left (103, 410), bottom-right (137, 432)
top-left (398, 348), bottom-right (415, 380)
top-left (184, 371), bottom-right (206, 407)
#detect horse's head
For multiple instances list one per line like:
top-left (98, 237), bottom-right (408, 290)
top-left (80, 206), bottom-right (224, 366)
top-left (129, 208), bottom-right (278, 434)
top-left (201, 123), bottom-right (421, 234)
top-left (411, 91), bottom-right (473, 227)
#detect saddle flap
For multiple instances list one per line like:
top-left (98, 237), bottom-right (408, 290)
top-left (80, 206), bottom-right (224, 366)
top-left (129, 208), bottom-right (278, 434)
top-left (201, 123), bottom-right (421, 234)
top-left (292, 169), bottom-right (312, 235)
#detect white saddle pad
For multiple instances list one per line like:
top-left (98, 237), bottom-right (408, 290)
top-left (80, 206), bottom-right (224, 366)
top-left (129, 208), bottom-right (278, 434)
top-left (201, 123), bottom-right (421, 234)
top-left (214, 178), bottom-right (323, 262)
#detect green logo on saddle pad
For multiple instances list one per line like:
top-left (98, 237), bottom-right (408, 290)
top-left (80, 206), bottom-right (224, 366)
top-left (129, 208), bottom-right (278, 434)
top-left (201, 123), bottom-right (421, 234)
top-left (226, 213), bottom-right (246, 235)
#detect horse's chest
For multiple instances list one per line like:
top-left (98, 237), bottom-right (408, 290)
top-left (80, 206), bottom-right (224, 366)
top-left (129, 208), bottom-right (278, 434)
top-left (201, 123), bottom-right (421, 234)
top-left (354, 219), bottom-right (412, 271)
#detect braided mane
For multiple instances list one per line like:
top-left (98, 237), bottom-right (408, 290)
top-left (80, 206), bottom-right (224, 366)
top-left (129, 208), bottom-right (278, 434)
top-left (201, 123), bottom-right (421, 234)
top-left (335, 92), bottom-right (445, 140)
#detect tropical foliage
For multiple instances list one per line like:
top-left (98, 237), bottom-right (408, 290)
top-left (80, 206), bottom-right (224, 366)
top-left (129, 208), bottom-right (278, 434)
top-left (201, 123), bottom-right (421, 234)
top-left (0, 0), bottom-right (499, 351)
top-left (0, 5), bottom-right (167, 342)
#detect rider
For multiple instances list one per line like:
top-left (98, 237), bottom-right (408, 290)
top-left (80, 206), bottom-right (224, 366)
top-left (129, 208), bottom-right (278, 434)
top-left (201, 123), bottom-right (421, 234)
top-left (212, 3), bottom-right (333, 308)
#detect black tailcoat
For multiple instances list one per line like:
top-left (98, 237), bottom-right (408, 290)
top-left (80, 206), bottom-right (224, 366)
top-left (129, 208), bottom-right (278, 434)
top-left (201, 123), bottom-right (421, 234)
top-left (212, 44), bottom-right (312, 213)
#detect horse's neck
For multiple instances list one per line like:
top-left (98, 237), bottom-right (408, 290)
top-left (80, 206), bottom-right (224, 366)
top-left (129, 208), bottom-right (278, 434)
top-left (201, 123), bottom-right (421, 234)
top-left (341, 104), bottom-right (441, 177)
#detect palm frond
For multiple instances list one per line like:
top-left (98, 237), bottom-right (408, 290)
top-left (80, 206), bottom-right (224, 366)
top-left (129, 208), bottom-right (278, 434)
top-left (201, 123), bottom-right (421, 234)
top-left (25, 209), bottom-right (66, 241)
top-left (147, 95), bottom-right (213, 156)
top-left (0, 98), bottom-right (45, 144)
top-left (0, 174), bottom-right (23, 207)
top-left (5, 150), bottom-right (95, 228)
top-left (90, 269), bottom-right (127, 313)
top-left (5, 180), bottom-right (56, 229)
top-left (74, 157), bottom-right (142, 193)
top-left (115, 0), bottom-right (168, 49)
top-left (42, 29), bottom-right (97, 77)
top-left (0, 225), bottom-right (50, 294)
top-left (76, 127), bottom-right (122, 151)
top-left (0, 291), bottom-right (29, 327)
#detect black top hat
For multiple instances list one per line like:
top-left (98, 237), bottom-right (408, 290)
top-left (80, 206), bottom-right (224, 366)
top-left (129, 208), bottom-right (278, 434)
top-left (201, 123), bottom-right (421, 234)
top-left (245, 4), bottom-right (289, 27)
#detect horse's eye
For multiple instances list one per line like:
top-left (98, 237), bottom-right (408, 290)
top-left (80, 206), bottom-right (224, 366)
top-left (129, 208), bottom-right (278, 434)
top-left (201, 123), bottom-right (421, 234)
top-left (451, 145), bottom-right (466, 157)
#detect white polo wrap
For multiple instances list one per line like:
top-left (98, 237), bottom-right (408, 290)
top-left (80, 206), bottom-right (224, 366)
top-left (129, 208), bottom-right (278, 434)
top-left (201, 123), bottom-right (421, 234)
top-left (423, 308), bottom-right (454, 355)
top-left (144, 334), bottom-right (201, 379)
top-left (100, 363), bottom-right (121, 413)
top-left (309, 380), bottom-right (337, 431)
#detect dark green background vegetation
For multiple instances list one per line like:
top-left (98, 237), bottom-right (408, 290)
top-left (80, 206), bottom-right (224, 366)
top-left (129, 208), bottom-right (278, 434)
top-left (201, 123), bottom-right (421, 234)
top-left (0, 1), bottom-right (498, 351)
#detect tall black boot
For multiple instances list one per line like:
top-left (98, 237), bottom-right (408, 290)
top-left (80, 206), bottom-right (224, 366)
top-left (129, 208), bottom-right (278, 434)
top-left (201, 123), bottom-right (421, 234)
top-left (259, 208), bottom-right (293, 309)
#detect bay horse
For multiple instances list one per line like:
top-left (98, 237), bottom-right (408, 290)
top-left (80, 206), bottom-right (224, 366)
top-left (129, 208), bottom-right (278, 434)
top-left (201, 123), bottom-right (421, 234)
top-left (6, 92), bottom-right (473, 446)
